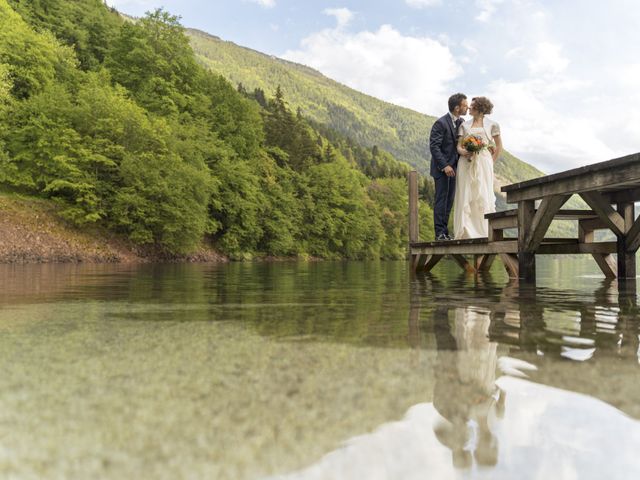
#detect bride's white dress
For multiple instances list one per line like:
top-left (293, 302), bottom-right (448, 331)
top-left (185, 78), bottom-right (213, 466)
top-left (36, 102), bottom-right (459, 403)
top-left (453, 119), bottom-right (498, 239)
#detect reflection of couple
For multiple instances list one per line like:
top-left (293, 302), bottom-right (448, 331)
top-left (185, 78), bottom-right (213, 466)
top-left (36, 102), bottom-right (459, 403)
top-left (432, 305), bottom-right (505, 469)
top-left (430, 94), bottom-right (503, 241)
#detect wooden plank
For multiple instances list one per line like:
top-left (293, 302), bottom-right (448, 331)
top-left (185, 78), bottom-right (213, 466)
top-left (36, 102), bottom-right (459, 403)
top-left (489, 216), bottom-right (518, 231)
top-left (502, 152), bottom-right (640, 193)
top-left (499, 253), bottom-right (519, 278)
top-left (411, 237), bottom-right (488, 248)
top-left (536, 242), bottom-right (617, 255)
top-left (579, 217), bottom-right (608, 232)
top-left (411, 240), bottom-right (519, 256)
top-left (603, 187), bottom-right (640, 204)
top-left (579, 191), bottom-right (625, 237)
top-left (451, 254), bottom-right (476, 273)
top-left (486, 209), bottom-right (598, 220)
top-left (524, 194), bottom-right (571, 251)
top-left (408, 171), bottom-right (419, 244)
top-left (505, 159), bottom-right (640, 203)
top-left (592, 254), bottom-right (617, 279)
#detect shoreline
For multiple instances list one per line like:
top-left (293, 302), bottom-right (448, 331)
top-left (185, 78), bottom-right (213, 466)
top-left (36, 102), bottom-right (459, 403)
top-left (0, 192), bottom-right (229, 265)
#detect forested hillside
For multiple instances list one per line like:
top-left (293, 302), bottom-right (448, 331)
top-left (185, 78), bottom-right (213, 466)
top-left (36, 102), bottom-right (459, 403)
top-left (187, 29), bottom-right (545, 189)
top-left (0, 0), bottom-right (434, 260)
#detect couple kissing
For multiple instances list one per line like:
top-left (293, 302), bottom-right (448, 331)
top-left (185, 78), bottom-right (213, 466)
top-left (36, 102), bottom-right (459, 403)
top-left (429, 93), bottom-right (503, 241)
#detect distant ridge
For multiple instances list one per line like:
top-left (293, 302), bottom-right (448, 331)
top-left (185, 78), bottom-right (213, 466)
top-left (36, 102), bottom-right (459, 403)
top-left (186, 28), bottom-right (545, 202)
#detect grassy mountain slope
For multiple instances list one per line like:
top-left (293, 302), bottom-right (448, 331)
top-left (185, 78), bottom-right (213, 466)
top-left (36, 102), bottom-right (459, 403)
top-left (187, 29), bottom-right (544, 187)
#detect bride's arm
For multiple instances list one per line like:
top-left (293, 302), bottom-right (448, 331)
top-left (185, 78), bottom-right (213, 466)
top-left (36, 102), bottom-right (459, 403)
top-left (492, 134), bottom-right (503, 162)
top-left (457, 137), bottom-right (470, 157)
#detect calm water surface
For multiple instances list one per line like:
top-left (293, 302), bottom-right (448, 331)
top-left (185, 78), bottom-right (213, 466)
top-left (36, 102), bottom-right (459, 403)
top-left (0, 258), bottom-right (639, 479)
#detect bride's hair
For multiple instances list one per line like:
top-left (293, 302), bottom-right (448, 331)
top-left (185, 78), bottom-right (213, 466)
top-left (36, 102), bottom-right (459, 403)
top-left (471, 97), bottom-right (494, 115)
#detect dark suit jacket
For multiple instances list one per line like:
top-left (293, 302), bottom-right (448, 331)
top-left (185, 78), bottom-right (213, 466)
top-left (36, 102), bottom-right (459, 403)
top-left (429, 114), bottom-right (460, 179)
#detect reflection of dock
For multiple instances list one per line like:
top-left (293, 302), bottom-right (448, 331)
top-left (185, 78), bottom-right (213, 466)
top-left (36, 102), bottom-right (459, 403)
top-left (409, 153), bottom-right (640, 281)
top-left (410, 274), bottom-right (640, 418)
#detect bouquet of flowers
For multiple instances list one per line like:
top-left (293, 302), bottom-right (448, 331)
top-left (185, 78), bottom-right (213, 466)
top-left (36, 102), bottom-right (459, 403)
top-left (461, 134), bottom-right (487, 162)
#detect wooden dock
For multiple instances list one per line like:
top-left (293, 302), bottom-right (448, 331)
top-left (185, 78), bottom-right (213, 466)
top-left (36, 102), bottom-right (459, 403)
top-left (409, 152), bottom-right (640, 281)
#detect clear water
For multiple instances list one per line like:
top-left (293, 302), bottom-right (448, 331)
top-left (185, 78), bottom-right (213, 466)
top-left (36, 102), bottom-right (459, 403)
top-left (0, 258), bottom-right (638, 479)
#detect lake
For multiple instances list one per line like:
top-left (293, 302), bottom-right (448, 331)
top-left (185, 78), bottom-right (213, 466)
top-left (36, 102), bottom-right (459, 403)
top-left (0, 258), bottom-right (639, 479)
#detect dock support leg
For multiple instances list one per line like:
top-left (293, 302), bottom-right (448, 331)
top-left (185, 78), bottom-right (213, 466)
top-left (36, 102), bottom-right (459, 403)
top-left (580, 218), bottom-right (618, 279)
top-left (451, 254), bottom-right (475, 273)
top-left (499, 253), bottom-right (519, 278)
top-left (413, 254), bottom-right (444, 273)
top-left (617, 202), bottom-right (637, 280)
top-left (518, 200), bottom-right (536, 282)
top-left (475, 254), bottom-right (496, 272)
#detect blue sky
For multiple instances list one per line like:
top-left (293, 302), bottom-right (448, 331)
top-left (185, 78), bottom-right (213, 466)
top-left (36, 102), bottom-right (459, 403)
top-left (107, 0), bottom-right (640, 173)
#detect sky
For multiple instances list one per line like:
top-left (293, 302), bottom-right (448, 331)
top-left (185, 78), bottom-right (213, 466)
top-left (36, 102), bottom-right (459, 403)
top-left (106, 0), bottom-right (640, 174)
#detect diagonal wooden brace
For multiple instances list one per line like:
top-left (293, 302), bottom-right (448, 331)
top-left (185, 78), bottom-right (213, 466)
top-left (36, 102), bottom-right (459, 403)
top-left (580, 191), bottom-right (625, 237)
top-left (523, 194), bottom-right (571, 251)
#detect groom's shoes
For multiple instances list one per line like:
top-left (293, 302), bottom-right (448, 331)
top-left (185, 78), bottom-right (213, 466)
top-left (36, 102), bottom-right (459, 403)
top-left (436, 233), bottom-right (448, 242)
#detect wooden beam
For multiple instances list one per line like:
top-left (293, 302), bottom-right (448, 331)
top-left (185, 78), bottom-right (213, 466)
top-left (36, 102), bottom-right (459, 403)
top-left (579, 191), bottom-right (625, 237)
top-left (489, 216), bottom-right (518, 231)
top-left (603, 187), bottom-right (640, 204)
top-left (422, 254), bottom-right (444, 273)
top-left (413, 254), bottom-right (428, 272)
top-left (499, 253), bottom-right (519, 278)
top-left (411, 240), bottom-right (518, 256)
top-left (617, 203), bottom-right (636, 279)
top-left (504, 153), bottom-right (640, 203)
top-left (626, 215), bottom-right (640, 252)
top-left (408, 171), bottom-right (419, 245)
top-left (523, 194), bottom-right (570, 251)
top-left (475, 254), bottom-right (496, 271)
top-left (451, 254), bottom-right (476, 273)
top-left (536, 242), bottom-right (617, 255)
top-left (518, 200), bottom-right (536, 281)
top-left (579, 217), bottom-right (608, 232)
top-left (592, 253), bottom-right (617, 279)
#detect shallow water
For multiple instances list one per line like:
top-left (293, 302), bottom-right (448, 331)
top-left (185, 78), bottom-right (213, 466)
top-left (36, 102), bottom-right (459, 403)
top-left (0, 258), bottom-right (638, 479)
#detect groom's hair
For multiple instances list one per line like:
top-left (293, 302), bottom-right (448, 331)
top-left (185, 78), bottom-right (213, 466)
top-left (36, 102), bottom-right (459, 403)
top-left (448, 93), bottom-right (467, 113)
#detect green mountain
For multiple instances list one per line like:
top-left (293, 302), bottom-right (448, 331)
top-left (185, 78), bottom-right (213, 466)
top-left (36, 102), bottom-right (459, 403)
top-left (187, 29), bottom-right (544, 190)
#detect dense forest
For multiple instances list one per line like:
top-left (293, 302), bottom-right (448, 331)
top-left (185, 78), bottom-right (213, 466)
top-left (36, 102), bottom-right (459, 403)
top-left (0, 0), bottom-right (437, 260)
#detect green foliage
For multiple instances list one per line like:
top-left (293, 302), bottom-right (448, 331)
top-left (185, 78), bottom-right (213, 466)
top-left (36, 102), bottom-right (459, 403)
top-left (0, 0), bottom-right (77, 99)
top-left (303, 158), bottom-right (384, 259)
top-left (7, 0), bottom-right (123, 70)
top-left (0, 1), bottom-right (442, 259)
top-left (106, 9), bottom-right (202, 116)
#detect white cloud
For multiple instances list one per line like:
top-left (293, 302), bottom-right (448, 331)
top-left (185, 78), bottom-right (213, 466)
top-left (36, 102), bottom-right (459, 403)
top-left (282, 19), bottom-right (462, 115)
top-left (405, 0), bottom-right (442, 8)
top-left (323, 8), bottom-right (355, 29)
top-left (527, 42), bottom-right (569, 77)
top-left (475, 0), bottom-right (504, 22)
top-left (485, 77), bottom-right (616, 173)
top-left (245, 0), bottom-right (276, 8)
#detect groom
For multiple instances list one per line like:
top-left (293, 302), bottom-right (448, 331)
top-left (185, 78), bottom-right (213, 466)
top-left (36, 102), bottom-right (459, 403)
top-left (429, 93), bottom-right (468, 241)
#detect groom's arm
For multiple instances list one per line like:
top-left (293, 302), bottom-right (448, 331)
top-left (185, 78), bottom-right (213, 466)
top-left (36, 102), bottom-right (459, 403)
top-left (429, 120), bottom-right (449, 172)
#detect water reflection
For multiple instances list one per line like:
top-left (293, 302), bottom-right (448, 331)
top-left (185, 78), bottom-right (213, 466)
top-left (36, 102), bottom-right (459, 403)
top-left (1, 261), bottom-right (640, 479)
top-left (272, 271), bottom-right (640, 479)
top-left (432, 305), bottom-right (503, 470)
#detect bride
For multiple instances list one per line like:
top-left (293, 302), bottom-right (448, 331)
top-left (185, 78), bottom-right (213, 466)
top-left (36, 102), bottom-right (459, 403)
top-left (453, 96), bottom-right (503, 239)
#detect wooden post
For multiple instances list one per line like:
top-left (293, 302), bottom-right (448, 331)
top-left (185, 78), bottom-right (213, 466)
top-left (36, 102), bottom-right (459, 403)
top-left (617, 202), bottom-right (636, 279)
top-left (408, 171), bottom-right (419, 246)
top-left (581, 219), bottom-right (617, 278)
top-left (518, 200), bottom-right (536, 282)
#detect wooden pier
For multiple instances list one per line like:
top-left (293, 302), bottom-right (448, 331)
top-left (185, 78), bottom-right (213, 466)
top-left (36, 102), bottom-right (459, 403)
top-left (409, 152), bottom-right (640, 281)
